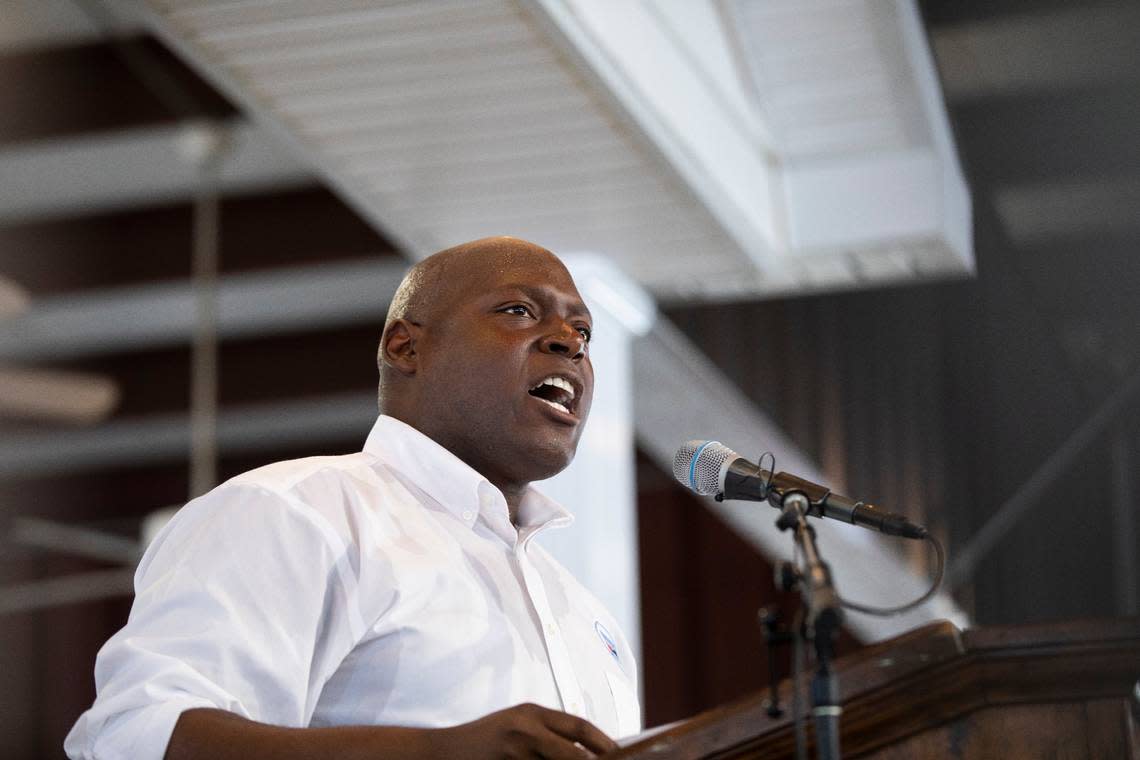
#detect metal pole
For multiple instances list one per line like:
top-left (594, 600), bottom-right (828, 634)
top-left (778, 492), bottom-right (843, 760)
top-left (184, 124), bottom-right (227, 499)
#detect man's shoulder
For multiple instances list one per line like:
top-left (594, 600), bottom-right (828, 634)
top-left (224, 451), bottom-right (380, 496)
top-left (207, 450), bottom-right (424, 537)
top-left (157, 452), bottom-right (392, 558)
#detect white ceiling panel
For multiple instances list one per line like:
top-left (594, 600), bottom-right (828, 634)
top-left (131, 0), bottom-right (970, 300)
top-left (733, 0), bottom-right (920, 156)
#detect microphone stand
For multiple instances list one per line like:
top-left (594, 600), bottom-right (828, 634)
top-left (773, 491), bottom-right (844, 760)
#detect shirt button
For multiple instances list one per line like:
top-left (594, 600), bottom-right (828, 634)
top-left (569, 701), bottom-right (581, 713)
top-left (462, 510), bottom-right (474, 521)
top-left (546, 623), bottom-right (557, 636)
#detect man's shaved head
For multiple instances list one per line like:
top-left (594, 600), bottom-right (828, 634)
top-left (376, 236), bottom-right (594, 512)
top-left (384, 236), bottom-right (555, 333)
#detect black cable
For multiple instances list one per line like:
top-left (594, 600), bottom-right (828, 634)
top-left (837, 533), bottom-right (945, 616)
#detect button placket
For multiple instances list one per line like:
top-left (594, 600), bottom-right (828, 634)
top-left (515, 545), bottom-right (585, 716)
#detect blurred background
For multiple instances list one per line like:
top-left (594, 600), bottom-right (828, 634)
top-left (1, 0), bottom-right (1138, 756)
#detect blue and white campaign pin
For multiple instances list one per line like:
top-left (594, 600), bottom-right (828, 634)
top-left (594, 620), bottom-right (619, 663)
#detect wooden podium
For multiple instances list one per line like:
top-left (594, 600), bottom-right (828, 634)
top-left (613, 618), bottom-right (1140, 759)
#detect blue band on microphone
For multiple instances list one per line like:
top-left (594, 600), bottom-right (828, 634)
top-left (689, 441), bottom-right (716, 491)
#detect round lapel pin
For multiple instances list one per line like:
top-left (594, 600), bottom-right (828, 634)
top-left (594, 620), bottom-right (619, 663)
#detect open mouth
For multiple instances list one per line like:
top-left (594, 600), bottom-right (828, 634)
top-left (527, 375), bottom-right (577, 417)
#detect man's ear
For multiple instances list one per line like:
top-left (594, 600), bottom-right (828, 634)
top-left (380, 319), bottom-right (421, 375)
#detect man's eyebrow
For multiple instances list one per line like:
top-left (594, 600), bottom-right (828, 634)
top-left (493, 283), bottom-right (592, 321)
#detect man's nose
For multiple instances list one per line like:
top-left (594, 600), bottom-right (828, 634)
top-left (540, 325), bottom-right (587, 360)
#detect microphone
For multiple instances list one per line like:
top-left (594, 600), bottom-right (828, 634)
top-left (673, 440), bottom-right (928, 540)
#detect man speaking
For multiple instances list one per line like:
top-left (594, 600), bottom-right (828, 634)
top-left (65, 237), bottom-right (641, 759)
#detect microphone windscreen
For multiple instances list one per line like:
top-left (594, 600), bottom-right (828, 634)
top-left (672, 440), bottom-right (737, 495)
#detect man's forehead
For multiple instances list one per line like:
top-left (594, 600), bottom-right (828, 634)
top-left (462, 248), bottom-right (568, 280)
top-left (452, 250), bottom-right (581, 293)
top-left (416, 238), bottom-right (588, 315)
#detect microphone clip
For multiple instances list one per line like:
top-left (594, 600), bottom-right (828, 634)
top-left (764, 472), bottom-right (832, 518)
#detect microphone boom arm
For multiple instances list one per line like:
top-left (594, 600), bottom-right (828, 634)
top-left (720, 463), bottom-right (928, 540)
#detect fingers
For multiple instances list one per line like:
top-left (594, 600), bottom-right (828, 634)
top-left (459, 703), bottom-right (619, 760)
top-left (535, 706), bottom-right (618, 757)
top-left (523, 727), bottom-right (601, 760)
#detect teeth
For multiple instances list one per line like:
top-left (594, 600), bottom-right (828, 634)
top-left (530, 375), bottom-right (575, 399)
top-left (538, 398), bottom-right (570, 415)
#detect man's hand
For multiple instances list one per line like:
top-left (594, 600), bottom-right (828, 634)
top-left (433, 703), bottom-right (618, 759)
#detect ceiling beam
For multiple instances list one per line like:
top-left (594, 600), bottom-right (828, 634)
top-left (930, 3), bottom-right (1140, 102)
top-left (0, 259), bottom-right (405, 362)
top-left (994, 175), bottom-right (1140, 247)
top-left (0, 119), bottom-right (313, 225)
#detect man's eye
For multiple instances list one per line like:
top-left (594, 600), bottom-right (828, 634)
top-left (501, 305), bottom-right (534, 317)
top-left (577, 326), bottom-right (592, 343)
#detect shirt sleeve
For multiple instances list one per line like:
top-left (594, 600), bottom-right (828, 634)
top-left (64, 482), bottom-right (364, 760)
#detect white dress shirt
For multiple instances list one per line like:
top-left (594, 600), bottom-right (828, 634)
top-left (65, 415), bottom-right (641, 760)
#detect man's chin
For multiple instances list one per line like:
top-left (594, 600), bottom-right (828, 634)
top-left (525, 445), bottom-right (577, 480)
top-left (513, 431), bottom-right (581, 481)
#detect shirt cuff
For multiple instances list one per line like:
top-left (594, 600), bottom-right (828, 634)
top-left (97, 697), bottom-right (219, 760)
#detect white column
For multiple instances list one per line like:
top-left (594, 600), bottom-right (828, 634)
top-left (534, 254), bottom-right (655, 670)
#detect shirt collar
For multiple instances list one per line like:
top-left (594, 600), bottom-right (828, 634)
top-left (516, 487), bottom-right (574, 548)
top-left (363, 415), bottom-right (573, 541)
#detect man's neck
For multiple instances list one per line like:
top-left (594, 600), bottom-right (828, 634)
top-left (496, 482), bottom-right (527, 527)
